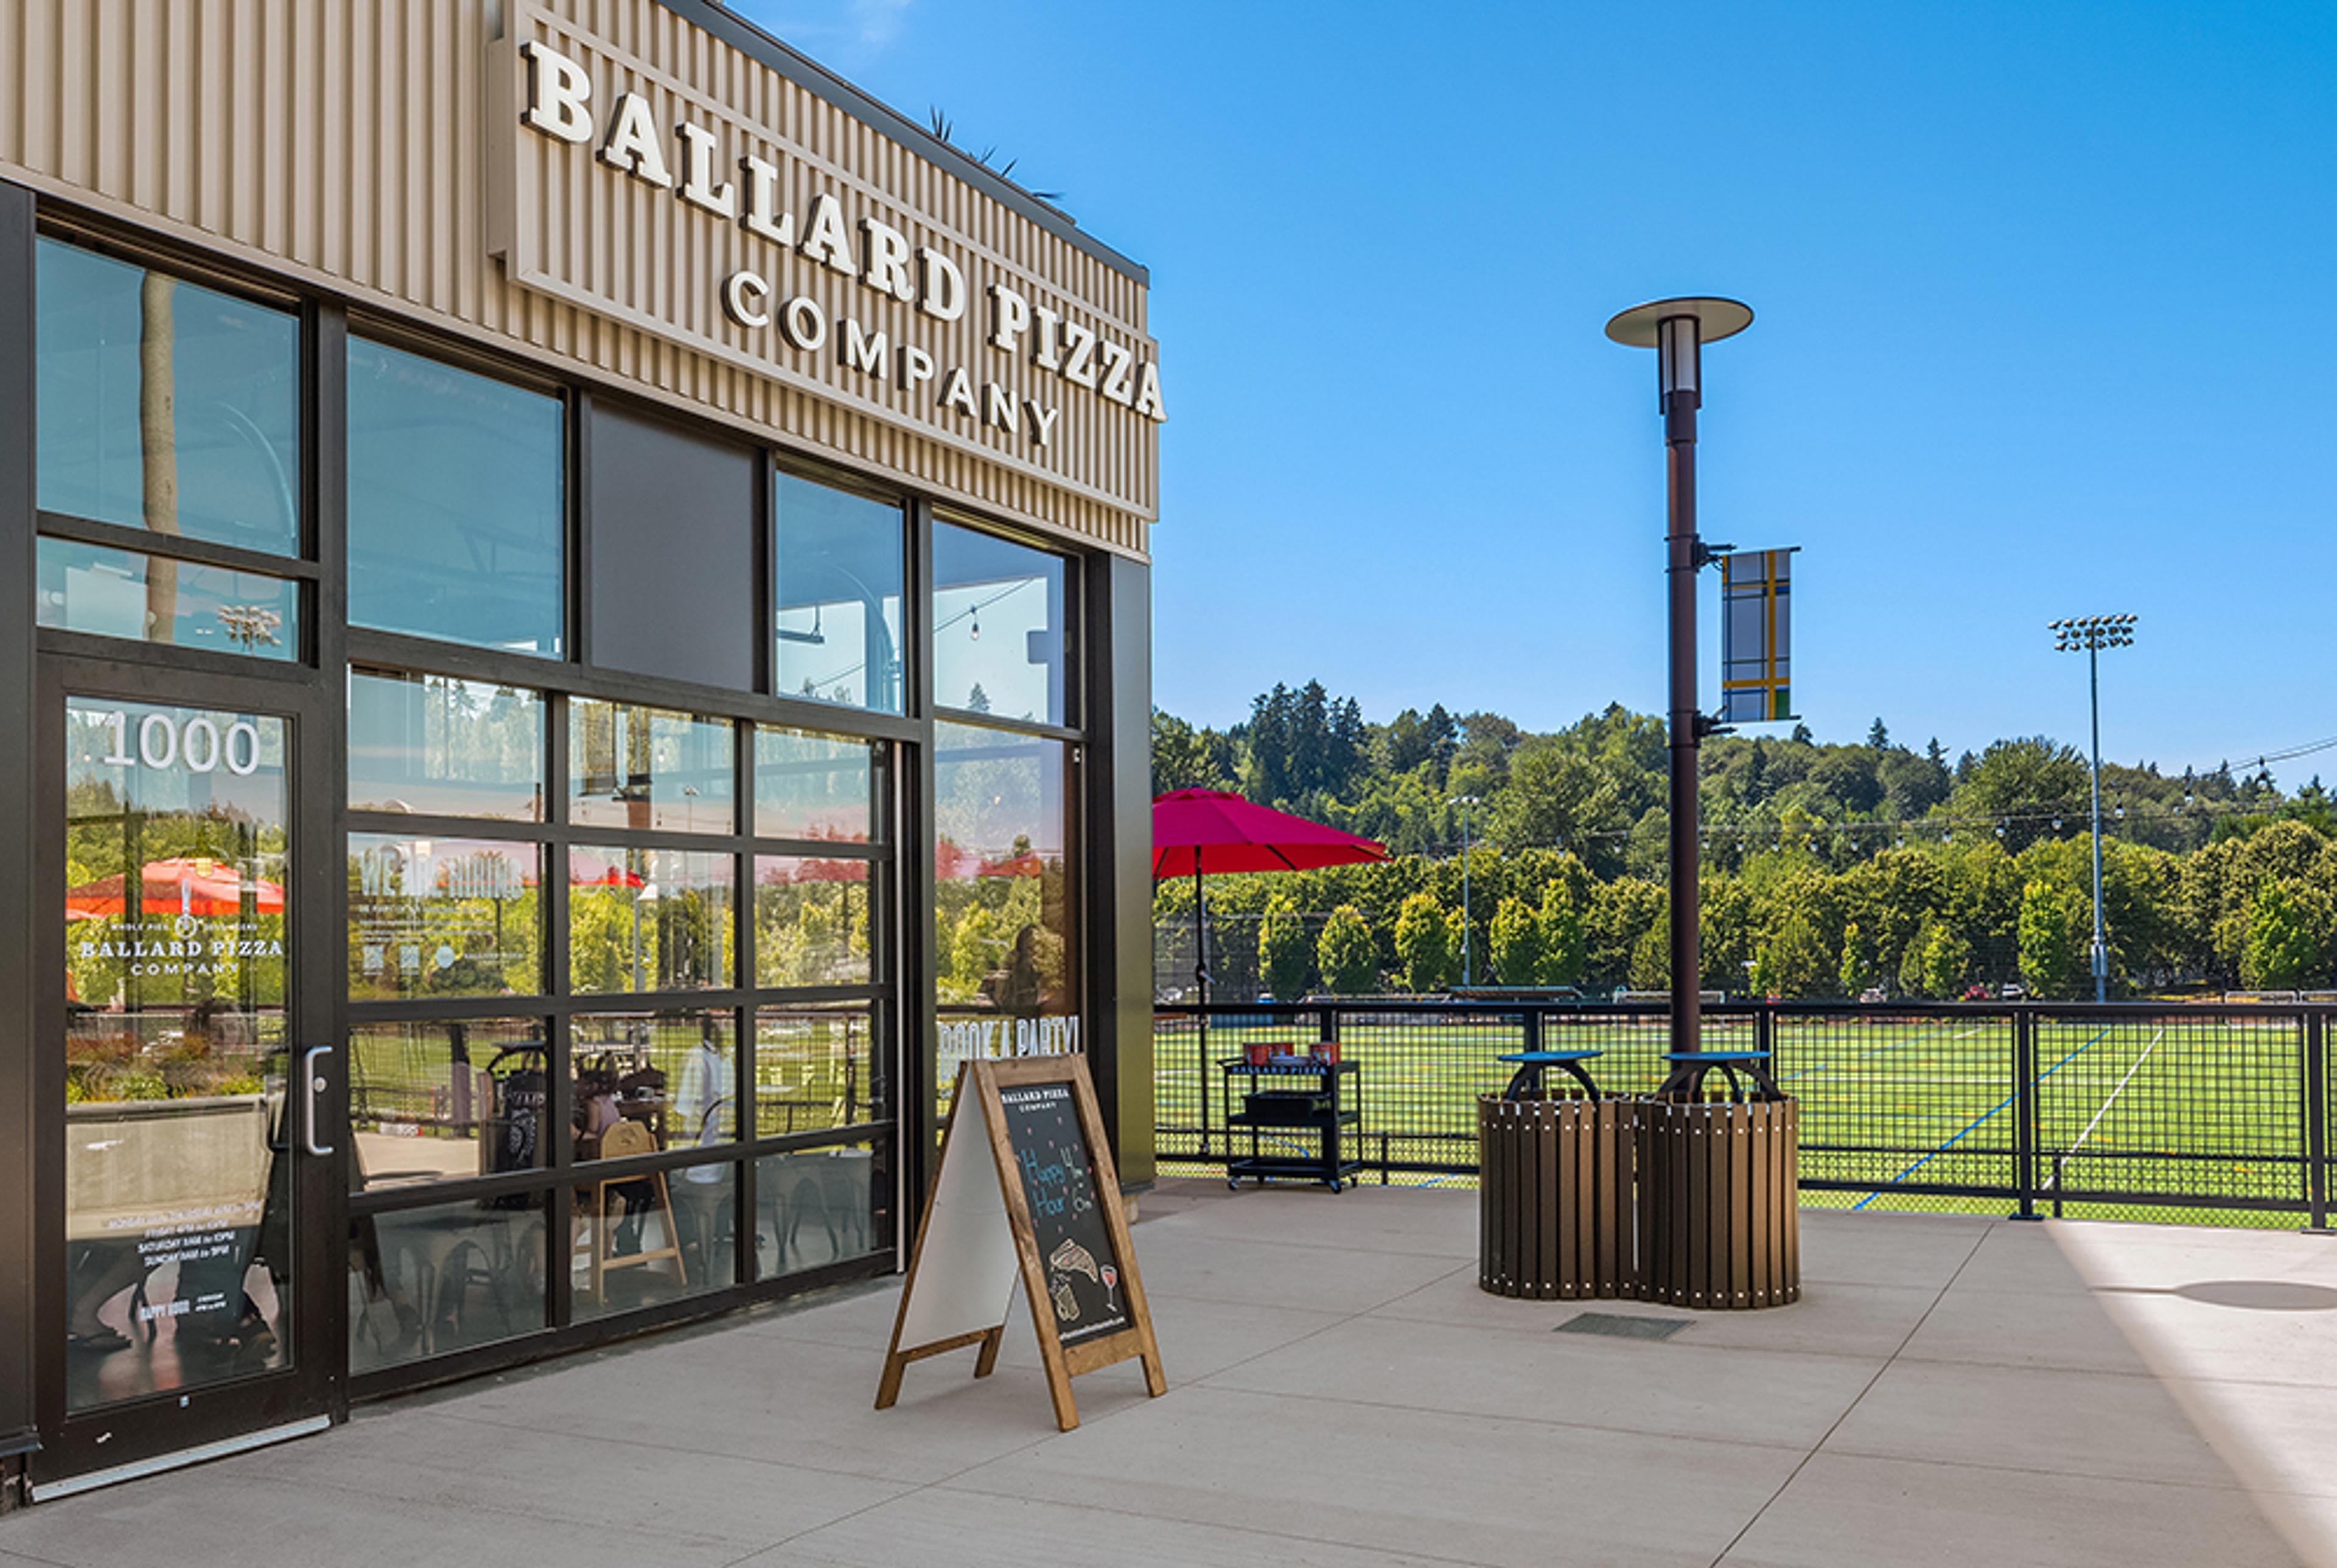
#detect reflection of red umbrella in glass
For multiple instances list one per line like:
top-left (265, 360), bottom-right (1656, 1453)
top-left (65, 857), bottom-right (285, 918)
top-left (935, 838), bottom-right (982, 882)
top-left (1151, 789), bottom-right (1388, 1007)
top-left (979, 850), bottom-right (1050, 879)
top-left (935, 840), bottom-right (1057, 882)
top-left (760, 857), bottom-right (868, 885)
top-left (568, 852), bottom-right (646, 888)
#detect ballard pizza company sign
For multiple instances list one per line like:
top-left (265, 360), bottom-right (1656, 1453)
top-left (489, 7), bottom-right (1162, 515)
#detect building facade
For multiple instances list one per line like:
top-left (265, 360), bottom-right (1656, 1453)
top-left (0, 0), bottom-right (1158, 1501)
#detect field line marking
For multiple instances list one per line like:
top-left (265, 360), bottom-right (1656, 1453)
top-left (2040, 1026), bottom-right (2164, 1192)
top-left (1780, 1022), bottom-right (1986, 1083)
top-left (1853, 1025), bottom-right (2111, 1209)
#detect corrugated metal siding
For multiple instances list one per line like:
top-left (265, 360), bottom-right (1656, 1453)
top-left (0, 0), bottom-right (1155, 556)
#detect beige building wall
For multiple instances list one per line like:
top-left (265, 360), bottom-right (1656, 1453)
top-left (0, 0), bottom-right (1158, 557)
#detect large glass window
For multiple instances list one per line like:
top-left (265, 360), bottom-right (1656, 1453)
top-left (754, 857), bottom-right (870, 988)
top-left (348, 1018), bottom-right (551, 1190)
top-left (572, 1010), bottom-right (738, 1319)
top-left (347, 835), bottom-right (543, 1000)
top-left (933, 522), bottom-right (1071, 726)
top-left (934, 722), bottom-right (1073, 1029)
top-left (38, 537), bottom-right (299, 661)
top-left (346, 339), bottom-right (564, 655)
top-left (349, 1197), bottom-right (548, 1373)
top-left (349, 671), bottom-right (545, 820)
top-left (755, 1006), bottom-right (881, 1135)
top-left (37, 240), bottom-right (301, 555)
top-left (773, 472), bottom-right (904, 713)
top-left (568, 848), bottom-right (735, 994)
top-left (756, 1138), bottom-right (889, 1279)
top-left (570, 700), bottom-right (735, 835)
top-left (753, 725), bottom-right (877, 844)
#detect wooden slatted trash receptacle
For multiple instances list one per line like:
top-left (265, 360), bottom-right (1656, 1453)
top-left (1478, 1051), bottom-right (1637, 1299)
top-left (1635, 1052), bottom-right (1799, 1311)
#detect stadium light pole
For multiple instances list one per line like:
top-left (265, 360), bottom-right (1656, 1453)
top-left (1448, 794), bottom-right (1481, 986)
top-left (1606, 296), bottom-right (1754, 1058)
top-left (2052, 614), bottom-right (2137, 1003)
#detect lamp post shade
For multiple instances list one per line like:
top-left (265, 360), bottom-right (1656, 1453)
top-left (1151, 789), bottom-right (1390, 879)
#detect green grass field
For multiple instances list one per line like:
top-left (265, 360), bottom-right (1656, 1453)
top-left (1154, 1011), bottom-right (2316, 1228)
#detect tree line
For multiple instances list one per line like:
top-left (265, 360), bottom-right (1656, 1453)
top-left (1155, 683), bottom-right (2337, 998)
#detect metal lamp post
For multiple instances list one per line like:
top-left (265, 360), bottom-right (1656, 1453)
top-left (1605, 297), bottom-right (1753, 1058)
top-left (1448, 794), bottom-right (1481, 986)
top-left (2052, 613), bottom-right (2137, 1003)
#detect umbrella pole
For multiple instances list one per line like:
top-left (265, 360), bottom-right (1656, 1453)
top-left (1192, 864), bottom-right (1209, 1009)
top-left (1193, 864), bottom-right (1209, 1159)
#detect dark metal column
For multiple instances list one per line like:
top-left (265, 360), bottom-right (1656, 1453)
top-left (901, 499), bottom-right (940, 1246)
top-left (0, 178), bottom-right (38, 1491)
top-left (1083, 554), bottom-right (1156, 1186)
top-left (1665, 375), bottom-right (1702, 1060)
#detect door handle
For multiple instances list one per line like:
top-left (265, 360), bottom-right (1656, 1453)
top-left (302, 1044), bottom-right (335, 1158)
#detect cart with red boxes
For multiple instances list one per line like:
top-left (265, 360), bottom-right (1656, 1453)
top-left (1221, 1047), bottom-right (1360, 1193)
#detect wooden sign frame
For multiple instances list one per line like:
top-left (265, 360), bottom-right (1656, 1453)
top-left (876, 1053), bottom-right (1165, 1430)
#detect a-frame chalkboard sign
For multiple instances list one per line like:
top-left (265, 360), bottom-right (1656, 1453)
top-left (875, 1053), bottom-right (1166, 1431)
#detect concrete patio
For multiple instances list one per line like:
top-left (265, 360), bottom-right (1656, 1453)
top-left (9, 1181), bottom-right (2337, 1567)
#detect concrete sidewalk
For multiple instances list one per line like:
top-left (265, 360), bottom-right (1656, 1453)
top-left (9, 1183), bottom-right (2337, 1566)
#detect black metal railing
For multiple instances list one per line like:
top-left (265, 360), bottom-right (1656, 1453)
top-left (1155, 1000), bottom-right (2335, 1228)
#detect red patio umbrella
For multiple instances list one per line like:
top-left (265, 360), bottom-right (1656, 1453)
top-left (65, 856), bottom-right (285, 918)
top-left (1150, 789), bottom-right (1388, 1008)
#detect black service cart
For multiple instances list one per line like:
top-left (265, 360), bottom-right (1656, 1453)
top-left (1221, 1057), bottom-right (1361, 1192)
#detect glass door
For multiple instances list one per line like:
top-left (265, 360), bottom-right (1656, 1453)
top-left (38, 661), bottom-right (338, 1486)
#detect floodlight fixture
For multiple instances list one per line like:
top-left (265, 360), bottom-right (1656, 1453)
top-left (2051, 613), bottom-right (2138, 653)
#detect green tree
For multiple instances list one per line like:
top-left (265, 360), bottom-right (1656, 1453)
top-left (1537, 879), bottom-right (1588, 985)
top-left (1317, 905), bottom-right (1378, 994)
top-left (1628, 923), bottom-right (1669, 991)
top-left (1700, 875), bottom-right (1755, 994)
top-left (1259, 894), bottom-right (1312, 1000)
top-left (1923, 922), bottom-right (1973, 999)
top-left (1755, 913), bottom-right (1832, 999)
top-left (1487, 739), bottom-right (1629, 873)
top-left (2017, 878), bottom-right (2089, 998)
top-left (1953, 738), bottom-right (2091, 852)
top-left (1897, 919), bottom-right (1935, 997)
top-left (1393, 891), bottom-right (1453, 993)
top-left (1151, 708), bottom-right (1231, 793)
top-left (2241, 879), bottom-right (2334, 990)
top-left (1489, 896), bottom-right (1543, 984)
top-left (1839, 921), bottom-right (1876, 998)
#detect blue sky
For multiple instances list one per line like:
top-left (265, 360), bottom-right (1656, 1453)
top-left (731, 0), bottom-right (2337, 786)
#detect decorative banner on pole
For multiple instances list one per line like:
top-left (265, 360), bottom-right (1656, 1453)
top-left (1720, 548), bottom-right (1799, 723)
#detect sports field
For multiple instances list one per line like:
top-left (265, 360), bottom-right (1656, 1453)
top-left (1153, 1008), bottom-right (2318, 1227)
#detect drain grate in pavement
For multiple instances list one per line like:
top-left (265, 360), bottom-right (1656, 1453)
top-left (1554, 1311), bottom-right (1691, 1341)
